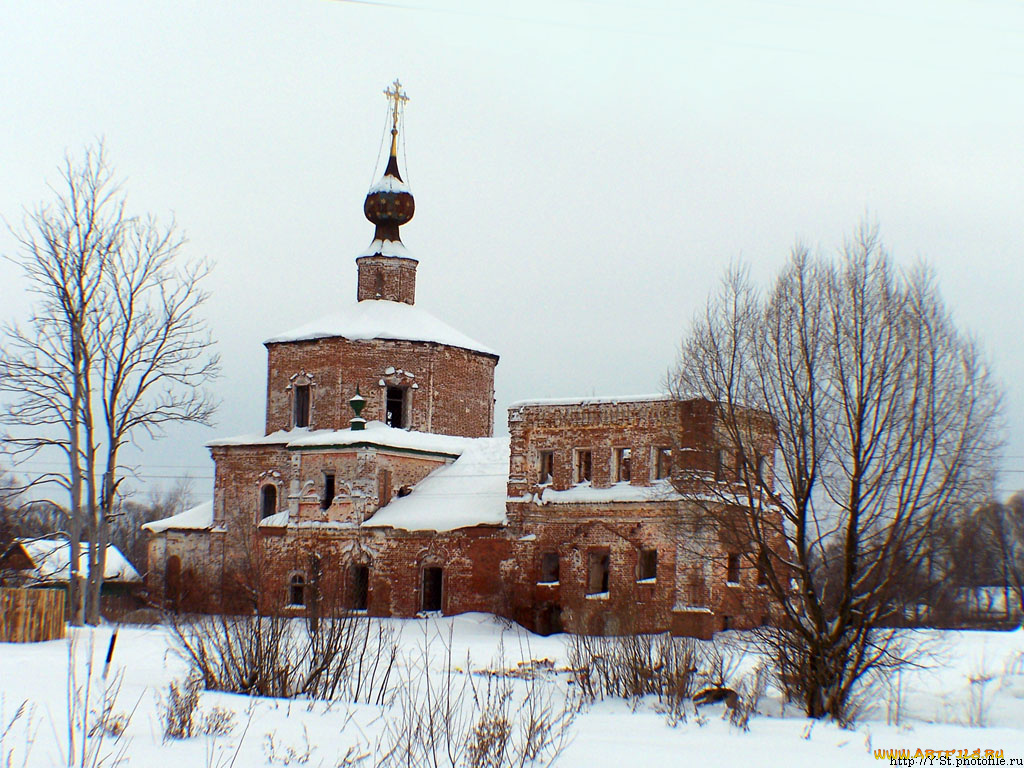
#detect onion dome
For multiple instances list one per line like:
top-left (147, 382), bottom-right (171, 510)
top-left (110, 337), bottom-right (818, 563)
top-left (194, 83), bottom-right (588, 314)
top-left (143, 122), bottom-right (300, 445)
top-left (364, 80), bottom-right (414, 243)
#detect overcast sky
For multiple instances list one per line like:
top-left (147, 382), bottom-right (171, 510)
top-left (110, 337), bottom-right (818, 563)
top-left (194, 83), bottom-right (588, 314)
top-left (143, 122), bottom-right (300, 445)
top-left (1, 0), bottom-right (1022, 503)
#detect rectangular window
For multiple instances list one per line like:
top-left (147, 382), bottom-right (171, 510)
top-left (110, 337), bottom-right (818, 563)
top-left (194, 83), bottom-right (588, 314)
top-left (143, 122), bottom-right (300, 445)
top-left (351, 565), bottom-right (369, 611)
top-left (587, 550), bottom-right (610, 595)
top-left (638, 549), bottom-right (657, 581)
top-left (322, 473), bottom-right (335, 510)
top-left (386, 386), bottom-right (406, 429)
top-left (379, 469), bottom-right (392, 509)
top-left (614, 448), bottom-right (631, 483)
top-left (574, 449), bottom-right (592, 484)
top-left (294, 384), bottom-right (310, 428)
top-left (538, 450), bottom-right (554, 484)
top-left (727, 553), bottom-right (741, 585)
top-left (539, 552), bottom-right (559, 584)
top-left (654, 447), bottom-right (672, 480)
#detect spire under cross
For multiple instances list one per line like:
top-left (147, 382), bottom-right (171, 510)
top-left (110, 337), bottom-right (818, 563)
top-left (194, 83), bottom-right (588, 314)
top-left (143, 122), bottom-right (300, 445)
top-left (384, 79), bottom-right (409, 155)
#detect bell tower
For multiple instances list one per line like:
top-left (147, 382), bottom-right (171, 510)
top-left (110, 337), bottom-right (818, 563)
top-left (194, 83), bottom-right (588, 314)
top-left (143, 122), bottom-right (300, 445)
top-left (357, 79), bottom-right (418, 306)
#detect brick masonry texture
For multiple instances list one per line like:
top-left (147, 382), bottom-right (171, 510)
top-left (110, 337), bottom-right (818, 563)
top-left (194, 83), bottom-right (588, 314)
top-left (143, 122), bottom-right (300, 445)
top-left (264, 336), bottom-right (497, 437)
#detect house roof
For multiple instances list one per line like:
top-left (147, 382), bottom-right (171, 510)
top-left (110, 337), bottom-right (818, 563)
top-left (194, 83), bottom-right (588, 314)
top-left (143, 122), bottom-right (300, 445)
top-left (2, 538), bottom-right (141, 584)
top-left (263, 299), bottom-right (497, 357)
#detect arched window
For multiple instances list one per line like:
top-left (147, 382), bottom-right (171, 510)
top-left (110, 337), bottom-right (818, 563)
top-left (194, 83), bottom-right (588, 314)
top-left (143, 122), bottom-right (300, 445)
top-left (260, 484), bottom-right (277, 519)
top-left (289, 573), bottom-right (306, 606)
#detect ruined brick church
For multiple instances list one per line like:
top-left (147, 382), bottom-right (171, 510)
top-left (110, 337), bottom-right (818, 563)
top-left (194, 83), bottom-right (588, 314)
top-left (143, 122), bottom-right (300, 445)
top-left (144, 83), bottom-right (776, 638)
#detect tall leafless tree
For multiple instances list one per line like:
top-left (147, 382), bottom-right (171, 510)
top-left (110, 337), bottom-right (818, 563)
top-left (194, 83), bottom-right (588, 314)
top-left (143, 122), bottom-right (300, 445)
top-left (668, 224), bottom-right (1002, 720)
top-left (0, 144), bottom-right (219, 624)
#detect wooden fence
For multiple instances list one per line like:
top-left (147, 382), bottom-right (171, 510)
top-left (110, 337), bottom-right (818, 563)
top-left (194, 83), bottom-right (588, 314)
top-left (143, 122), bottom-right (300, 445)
top-left (0, 587), bottom-right (66, 642)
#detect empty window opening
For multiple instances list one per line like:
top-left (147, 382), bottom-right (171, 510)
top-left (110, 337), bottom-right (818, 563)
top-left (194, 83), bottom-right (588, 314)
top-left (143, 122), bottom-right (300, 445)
top-left (374, 267), bottom-right (384, 297)
top-left (538, 450), bottom-right (554, 484)
top-left (722, 615), bottom-right (732, 630)
top-left (294, 384), bottom-right (311, 428)
top-left (715, 449), bottom-right (730, 481)
top-left (289, 573), bottom-right (306, 606)
top-left (351, 565), bottom-right (369, 611)
top-left (397, 485), bottom-right (412, 497)
top-left (638, 549), bottom-right (658, 581)
top-left (587, 551), bottom-right (610, 594)
top-left (321, 473), bottom-right (335, 510)
top-left (574, 450), bottom-right (592, 484)
top-left (422, 567), bottom-right (443, 612)
top-left (540, 552), bottom-right (559, 584)
top-left (261, 484), bottom-right (277, 519)
top-left (757, 455), bottom-right (771, 487)
top-left (654, 447), bottom-right (672, 480)
top-left (386, 387), bottom-right (406, 428)
top-left (727, 553), bottom-right (741, 585)
top-left (614, 448), bottom-right (631, 483)
top-left (756, 554), bottom-right (769, 586)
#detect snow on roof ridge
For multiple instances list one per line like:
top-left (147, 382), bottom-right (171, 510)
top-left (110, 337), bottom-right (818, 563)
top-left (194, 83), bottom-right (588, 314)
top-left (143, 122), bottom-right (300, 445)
top-left (207, 421), bottom-right (473, 457)
top-left (264, 299), bottom-right (497, 356)
top-left (510, 393), bottom-right (672, 408)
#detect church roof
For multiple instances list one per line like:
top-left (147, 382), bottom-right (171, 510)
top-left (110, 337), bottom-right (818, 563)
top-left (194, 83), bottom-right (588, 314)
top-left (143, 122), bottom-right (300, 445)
top-left (264, 299), bottom-right (497, 356)
top-left (142, 501), bottom-right (215, 533)
top-left (207, 420), bottom-right (474, 457)
top-left (362, 437), bottom-right (509, 532)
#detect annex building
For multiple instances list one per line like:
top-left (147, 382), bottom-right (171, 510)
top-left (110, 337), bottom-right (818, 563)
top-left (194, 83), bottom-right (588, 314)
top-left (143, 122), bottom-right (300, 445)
top-left (143, 83), bottom-right (777, 638)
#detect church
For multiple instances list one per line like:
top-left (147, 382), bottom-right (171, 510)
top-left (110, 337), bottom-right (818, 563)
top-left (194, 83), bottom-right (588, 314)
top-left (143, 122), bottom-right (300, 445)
top-left (143, 82), bottom-right (777, 638)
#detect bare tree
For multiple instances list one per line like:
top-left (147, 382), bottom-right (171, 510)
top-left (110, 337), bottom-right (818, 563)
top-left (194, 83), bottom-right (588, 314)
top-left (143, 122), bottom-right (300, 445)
top-left (669, 223), bottom-right (1002, 721)
top-left (0, 144), bottom-right (219, 624)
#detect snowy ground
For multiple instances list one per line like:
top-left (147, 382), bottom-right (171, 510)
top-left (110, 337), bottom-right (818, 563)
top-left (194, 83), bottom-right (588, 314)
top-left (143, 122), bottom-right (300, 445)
top-left (2, 614), bottom-right (1023, 767)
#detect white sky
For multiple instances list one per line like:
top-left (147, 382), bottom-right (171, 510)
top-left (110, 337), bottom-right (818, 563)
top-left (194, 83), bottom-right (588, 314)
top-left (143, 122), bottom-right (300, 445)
top-left (1, 0), bottom-right (1022, 501)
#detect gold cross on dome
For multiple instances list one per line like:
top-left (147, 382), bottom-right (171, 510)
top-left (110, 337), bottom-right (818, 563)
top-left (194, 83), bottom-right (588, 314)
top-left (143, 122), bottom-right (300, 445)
top-left (384, 79), bottom-right (409, 134)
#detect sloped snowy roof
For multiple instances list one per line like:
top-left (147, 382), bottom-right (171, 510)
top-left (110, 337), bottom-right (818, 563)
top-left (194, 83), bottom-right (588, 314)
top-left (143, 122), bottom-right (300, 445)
top-left (142, 501), bottom-right (214, 533)
top-left (7, 538), bottom-right (141, 583)
top-left (264, 299), bottom-right (496, 356)
top-left (208, 421), bottom-right (472, 457)
top-left (363, 437), bottom-right (509, 532)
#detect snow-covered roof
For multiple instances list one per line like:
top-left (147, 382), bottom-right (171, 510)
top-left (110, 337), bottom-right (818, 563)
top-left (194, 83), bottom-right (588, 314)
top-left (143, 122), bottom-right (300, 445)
top-left (363, 437), bottom-right (509, 532)
top-left (517, 480), bottom-right (681, 505)
top-left (7, 538), bottom-right (141, 583)
top-left (264, 299), bottom-right (497, 356)
top-left (208, 421), bottom-right (472, 457)
top-left (359, 238), bottom-right (414, 259)
top-left (510, 393), bottom-right (672, 408)
top-left (142, 501), bottom-right (214, 533)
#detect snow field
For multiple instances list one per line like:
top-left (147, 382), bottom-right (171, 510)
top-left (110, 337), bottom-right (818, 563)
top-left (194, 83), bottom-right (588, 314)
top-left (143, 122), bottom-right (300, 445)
top-left (1, 615), bottom-right (1023, 767)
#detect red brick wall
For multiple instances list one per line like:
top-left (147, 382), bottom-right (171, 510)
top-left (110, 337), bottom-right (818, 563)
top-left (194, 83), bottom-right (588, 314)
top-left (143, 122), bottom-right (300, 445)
top-left (264, 337), bottom-right (497, 438)
top-left (356, 255), bottom-right (418, 304)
